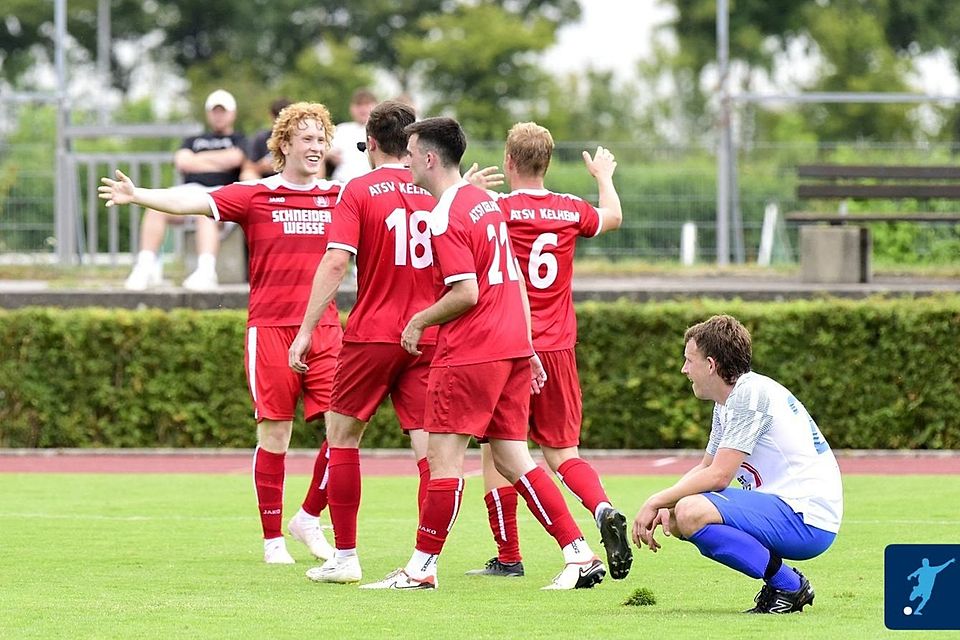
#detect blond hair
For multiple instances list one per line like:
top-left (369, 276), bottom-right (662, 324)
top-left (267, 102), bottom-right (335, 173)
top-left (505, 122), bottom-right (554, 177)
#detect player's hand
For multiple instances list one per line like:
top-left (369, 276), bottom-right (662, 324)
top-left (400, 318), bottom-right (424, 356)
top-left (98, 169), bottom-right (137, 207)
top-left (632, 502), bottom-right (664, 552)
top-left (287, 330), bottom-right (312, 374)
top-left (582, 146), bottom-right (617, 180)
top-left (464, 162), bottom-right (505, 189)
top-left (529, 353), bottom-right (547, 394)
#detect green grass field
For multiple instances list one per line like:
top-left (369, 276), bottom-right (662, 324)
top-left (2, 474), bottom-right (958, 639)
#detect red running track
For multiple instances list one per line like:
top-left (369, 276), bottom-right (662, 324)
top-left (1, 450), bottom-right (958, 475)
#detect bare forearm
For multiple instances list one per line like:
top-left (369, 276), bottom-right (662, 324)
top-left (131, 187), bottom-right (211, 216)
top-left (409, 286), bottom-right (475, 331)
top-left (596, 175), bottom-right (623, 232)
top-left (517, 270), bottom-right (534, 344)
top-left (298, 254), bottom-right (349, 334)
top-left (647, 467), bottom-right (730, 510)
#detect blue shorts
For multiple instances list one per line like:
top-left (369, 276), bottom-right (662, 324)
top-left (703, 488), bottom-right (836, 560)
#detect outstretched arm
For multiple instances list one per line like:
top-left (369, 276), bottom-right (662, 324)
top-left (935, 558), bottom-right (957, 572)
top-left (582, 146), bottom-right (622, 234)
top-left (98, 169), bottom-right (212, 216)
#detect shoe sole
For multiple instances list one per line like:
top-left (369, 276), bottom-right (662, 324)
top-left (599, 510), bottom-right (633, 580)
top-left (464, 570), bottom-right (524, 577)
top-left (306, 572), bottom-right (361, 584)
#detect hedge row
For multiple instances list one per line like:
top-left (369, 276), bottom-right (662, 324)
top-left (2, 297), bottom-right (959, 450)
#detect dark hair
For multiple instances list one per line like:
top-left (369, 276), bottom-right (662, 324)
top-left (403, 117), bottom-right (466, 168)
top-left (683, 315), bottom-right (752, 385)
top-left (270, 98), bottom-right (292, 119)
top-left (366, 101), bottom-right (416, 158)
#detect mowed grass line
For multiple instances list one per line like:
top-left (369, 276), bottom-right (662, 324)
top-left (1, 474), bottom-right (958, 640)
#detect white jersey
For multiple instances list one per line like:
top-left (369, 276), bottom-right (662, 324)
top-left (330, 121), bottom-right (371, 182)
top-left (706, 371), bottom-right (843, 533)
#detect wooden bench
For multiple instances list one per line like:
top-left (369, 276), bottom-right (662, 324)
top-left (786, 164), bottom-right (960, 283)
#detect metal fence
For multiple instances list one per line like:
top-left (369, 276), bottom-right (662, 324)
top-left (3, 115), bottom-right (960, 267)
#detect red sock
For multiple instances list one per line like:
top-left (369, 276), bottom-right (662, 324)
top-left (300, 440), bottom-right (330, 517)
top-left (515, 466), bottom-right (583, 549)
top-left (556, 457), bottom-right (610, 515)
top-left (415, 477), bottom-right (464, 555)
top-left (327, 447), bottom-right (361, 550)
top-left (484, 486), bottom-right (522, 563)
top-left (417, 457), bottom-right (431, 515)
top-left (253, 447), bottom-right (286, 539)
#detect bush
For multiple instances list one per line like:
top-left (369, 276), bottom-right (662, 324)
top-left (1, 298), bottom-right (958, 449)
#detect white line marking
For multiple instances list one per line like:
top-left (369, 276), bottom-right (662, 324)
top-left (652, 457), bottom-right (678, 467)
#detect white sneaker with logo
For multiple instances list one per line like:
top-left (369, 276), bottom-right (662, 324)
top-left (358, 568), bottom-right (436, 590)
top-left (124, 260), bottom-right (162, 291)
top-left (541, 557), bottom-right (606, 590)
top-left (305, 555), bottom-right (362, 584)
top-left (263, 537), bottom-right (295, 565)
top-left (288, 516), bottom-right (334, 561)
top-left (182, 267), bottom-right (218, 292)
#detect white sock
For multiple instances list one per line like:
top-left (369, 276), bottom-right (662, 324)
top-left (334, 548), bottom-right (358, 560)
top-left (135, 250), bottom-right (157, 267)
top-left (197, 253), bottom-right (216, 273)
top-left (561, 537), bottom-right (593, 564)
top-left (264, 536), bottom-right (286, 551)
top-left (405, 549), bottom-right (438, 578)
top-left (593, 501), bottom-right (613, 527)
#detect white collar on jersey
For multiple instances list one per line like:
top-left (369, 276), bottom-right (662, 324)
top-left (260, 174), bottom-right (340, 191)
top-left (509, 188), bottom-right (550, 196)
top-left (428, 179), bottom-right (470, 235)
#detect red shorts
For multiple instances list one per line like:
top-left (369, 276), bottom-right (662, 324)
top-left (424, 358), bottom-right (529, 441)
top-left (330, 342), bottom-right (436, 430)
top-left (244, 324), bottom-right (342, 423)
top-left (529, 348), bottom-right (583, 448)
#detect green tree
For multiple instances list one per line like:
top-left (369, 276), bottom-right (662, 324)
top-left (395, 2), bottom-right (560, 139)
top-left (798, 1), bottom-right (914, 141)
top-left (662, 0), bottom-right (931, 141)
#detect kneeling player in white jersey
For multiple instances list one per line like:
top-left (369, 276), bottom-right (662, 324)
top-left (632, 315), bottom-right (843, 613)
top-left (100, 103), bottom-right (345, 565)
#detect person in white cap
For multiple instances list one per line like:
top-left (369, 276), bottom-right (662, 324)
top-left (124, 89), bottom-right (253, 291)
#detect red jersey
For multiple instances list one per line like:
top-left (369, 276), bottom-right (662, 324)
top-left (428, 181), bottom-right (532, 367)
top-left (206, 175), bottom-right (341, 328)
top-left (499, 189), bottom-right (601, 350)
top-left (327, 164), bottom-right (440, 344)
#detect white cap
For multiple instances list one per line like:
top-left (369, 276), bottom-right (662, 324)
top-left (204, 89), bottom-right (237, 112)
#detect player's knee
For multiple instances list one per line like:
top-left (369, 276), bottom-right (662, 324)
top-left (674, 495), bottom-right (713, 538)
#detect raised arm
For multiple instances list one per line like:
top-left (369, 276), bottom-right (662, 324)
top-left (582, 146), bottom-right (622, 234)
top-left (98, 169), bottom-right (212, 216)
